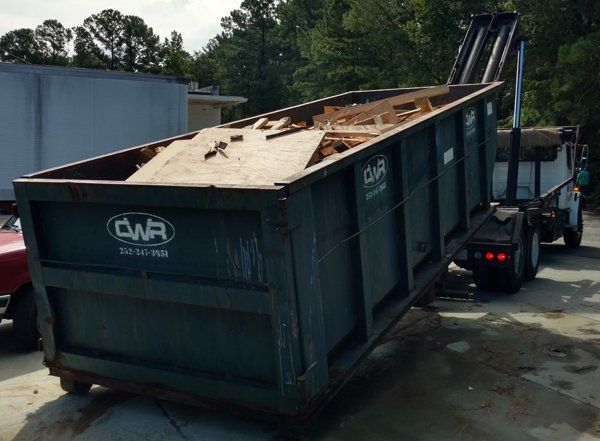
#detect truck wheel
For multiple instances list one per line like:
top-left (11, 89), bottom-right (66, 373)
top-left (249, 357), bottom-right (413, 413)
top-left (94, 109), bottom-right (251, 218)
top-left (60, 378), bottom-right (93, 395)
top-left (524, 227), bottom-right (540, 281)
top-left (496, 233), bottom-right (525, 294)
top-left (472, 266), bottom-right (496, 291)
top-left (12, 286), bottom-right (40, 350)
top-left (564, 204), bottom-right (583, 248)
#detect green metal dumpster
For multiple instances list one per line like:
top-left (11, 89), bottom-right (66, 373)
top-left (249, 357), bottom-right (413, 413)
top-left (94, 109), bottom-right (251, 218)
top-left (14, 82), bottom-right (501, 415)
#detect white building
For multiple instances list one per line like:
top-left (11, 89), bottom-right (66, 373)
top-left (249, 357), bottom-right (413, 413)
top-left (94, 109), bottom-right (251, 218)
top-left (187, 86), bottom-right (246, 131)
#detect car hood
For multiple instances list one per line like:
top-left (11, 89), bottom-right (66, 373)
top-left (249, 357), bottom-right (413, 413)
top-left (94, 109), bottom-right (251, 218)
top-left (0, 230), bottom-right (25, 254)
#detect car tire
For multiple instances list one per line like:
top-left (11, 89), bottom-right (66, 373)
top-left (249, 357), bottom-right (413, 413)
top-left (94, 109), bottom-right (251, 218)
top-left (12, 286), bottom-right (39, 350)
top-left (496, 232), bottom-right (525, 294)
top-left (60, 378), bottom-right (93, 395)
top-left (524, 226), bottom-right (540, 281)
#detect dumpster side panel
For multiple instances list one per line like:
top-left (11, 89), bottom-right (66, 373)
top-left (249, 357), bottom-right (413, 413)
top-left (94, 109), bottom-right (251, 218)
top-left (405, 130), bottom-right (435, 265)
top-left (353, 146), bottom-right (402, 307)
top-left (311, 172), bottom-right (360, 351)
top-left (34, 201), bottom-right (266, 284)
top-left (465, 105), bottom-right (483, 210)
top-left (436, 115), bottom-right (461, 235)
top-left (50, 287), bottom-right (277, 383)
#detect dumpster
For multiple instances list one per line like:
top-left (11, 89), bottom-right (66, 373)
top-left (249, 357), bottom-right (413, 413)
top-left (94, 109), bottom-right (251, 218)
top-left (14, 82), bottom-right (501, 415)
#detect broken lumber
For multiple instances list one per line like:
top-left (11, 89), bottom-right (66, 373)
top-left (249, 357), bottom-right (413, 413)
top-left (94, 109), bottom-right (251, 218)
top-left (415, 97), bottom-right (433, 112)
top-left (341, 100), bottom-right (398, 126)
top-left (271, 117), bottom-right (291, 130)
top-left (252, 117), bottom-right (269, 129)
top-left (312, 85), bottom-right (449, 123)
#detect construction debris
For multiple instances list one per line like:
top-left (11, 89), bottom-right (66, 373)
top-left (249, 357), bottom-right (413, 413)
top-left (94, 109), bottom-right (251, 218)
top-left (129, 85), bottom-right (450, 185)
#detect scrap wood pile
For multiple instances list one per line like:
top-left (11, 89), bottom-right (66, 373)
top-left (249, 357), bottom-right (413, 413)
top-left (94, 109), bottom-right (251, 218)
top-left (127, 85), bottom-right (449, 186)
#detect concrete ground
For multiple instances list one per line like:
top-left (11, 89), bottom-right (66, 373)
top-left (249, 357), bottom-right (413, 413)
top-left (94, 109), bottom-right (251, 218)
top-left (1, 212), bottom-right (599, 441)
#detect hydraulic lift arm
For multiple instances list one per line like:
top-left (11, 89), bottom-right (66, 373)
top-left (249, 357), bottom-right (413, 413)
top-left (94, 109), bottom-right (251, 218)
top-left (448, 11), bottom-right (524, 207)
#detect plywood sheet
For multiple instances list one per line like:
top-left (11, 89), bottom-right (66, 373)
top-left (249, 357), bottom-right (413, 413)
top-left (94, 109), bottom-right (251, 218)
top-left (127, 128), bottom-right (325, 186)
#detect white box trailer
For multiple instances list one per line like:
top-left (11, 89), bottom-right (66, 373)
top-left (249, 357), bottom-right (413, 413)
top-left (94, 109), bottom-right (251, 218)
top-left (0, 62), bottom-right (187, 202)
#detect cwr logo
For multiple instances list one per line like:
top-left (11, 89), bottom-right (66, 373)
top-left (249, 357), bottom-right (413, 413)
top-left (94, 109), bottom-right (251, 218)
top-left (465, 107), bottom-right (476, 130)
top-left (362, 154), bottom-right (388, 188)
top-left (107, 212), bottom-right (175, 246)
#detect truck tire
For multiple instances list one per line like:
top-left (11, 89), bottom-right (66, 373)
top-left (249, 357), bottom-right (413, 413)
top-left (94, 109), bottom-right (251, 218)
top-left (60, 378), bottom-right (93, 395)
top-left (524, 226), bottom-right (540, 281)
top-left (496, 233), bottom-right (525, 294)
top-left (564, 203), bottom-right (583, 248)
top-left (12, 286), bottom-right (40, 350)
top-left (472, 266), bottom-right (496, 291)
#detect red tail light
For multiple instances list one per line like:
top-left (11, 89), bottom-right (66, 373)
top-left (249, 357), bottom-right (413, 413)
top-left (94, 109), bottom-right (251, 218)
top-left (484, 252), bottom-right (495, 261)
top-left (496, 252), bottom-right (508, 263)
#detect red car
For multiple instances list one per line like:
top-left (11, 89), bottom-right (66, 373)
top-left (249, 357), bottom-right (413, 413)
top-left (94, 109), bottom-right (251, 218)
top-left (0, 215), bottom-right (38, 349)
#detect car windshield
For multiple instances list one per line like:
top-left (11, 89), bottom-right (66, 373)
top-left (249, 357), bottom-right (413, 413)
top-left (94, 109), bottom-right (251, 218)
top-left (1, 216), bottom-right (21, 232)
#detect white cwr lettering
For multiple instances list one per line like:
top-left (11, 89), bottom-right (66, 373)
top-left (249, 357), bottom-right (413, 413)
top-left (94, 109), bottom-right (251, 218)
top-left (364, 157), bottom-right (387, 186)
top-left (114, 217), bottom-right (167, 242)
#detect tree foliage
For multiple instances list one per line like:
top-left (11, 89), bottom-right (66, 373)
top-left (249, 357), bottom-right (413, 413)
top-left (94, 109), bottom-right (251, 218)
top-left (1, 2), bottom-right (599, 198)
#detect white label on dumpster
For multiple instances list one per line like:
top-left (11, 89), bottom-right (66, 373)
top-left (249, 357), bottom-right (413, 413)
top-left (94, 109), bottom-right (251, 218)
top-left (443, 147), bottom-right (454, 165)
top-left (486, 101), bottom-right (493, 116)
top-left (107, 212), bottom-right (175, 247)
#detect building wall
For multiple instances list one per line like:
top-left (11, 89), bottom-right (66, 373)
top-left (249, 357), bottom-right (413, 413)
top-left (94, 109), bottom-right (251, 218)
top-left (187, 104), bottom-right (222, 132)
top-left (0, 63), bottom-right (187, 200)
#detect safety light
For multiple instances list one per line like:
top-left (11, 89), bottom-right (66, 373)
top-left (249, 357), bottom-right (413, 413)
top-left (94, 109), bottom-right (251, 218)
top-left (496, 252), bottom-right (508, 263)
top-left (485, 252), bottom-right (495, 261)
top-left (574, 186), bottom-right (580, 192)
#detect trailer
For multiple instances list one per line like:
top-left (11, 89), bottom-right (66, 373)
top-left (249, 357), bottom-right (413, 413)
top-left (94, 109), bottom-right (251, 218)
top-left (14, 82), bottom-right (501, 415)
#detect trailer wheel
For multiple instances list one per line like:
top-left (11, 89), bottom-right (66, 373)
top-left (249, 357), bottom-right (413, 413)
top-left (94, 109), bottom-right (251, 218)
top-left (496, 233), bottom-right (525, 293)
top-left (472, 266), bottom-right (496, 291)
top-left (60, 378), bottom-right (92, 395)
top-left (564, 203), bottom-right (583, 248)
top-left (12, 286), bottom-right (40, 350)
top-left (524, 227), bottom-right (540, 281)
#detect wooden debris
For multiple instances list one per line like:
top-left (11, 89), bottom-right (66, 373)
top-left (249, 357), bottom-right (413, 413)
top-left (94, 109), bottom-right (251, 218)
top-left (252, 117), bottom-right (269, 129)
top-left (312, 85), bottom-right (449, 123)
top-left (127, 128), bottom-right (325, 186)
top-left (415, 97), bottom-right (433, 112)
top-left (205, 140), bottom-right (228, 160)
top-left (129, 84), bottom-right (452, 181)
top-left (396, 108), bottom-right (422, 119)
top-left (341, 100), bottom-right (398, 126)
top-left (320, 146), bottom-right (338, 156)
top-left (266, 126), bottom-right (304, 140)
top-left (271, 117), bottom-right (291, 130)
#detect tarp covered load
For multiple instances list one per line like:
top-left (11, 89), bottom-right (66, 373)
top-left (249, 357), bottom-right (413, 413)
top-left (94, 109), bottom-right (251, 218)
top-left (497, 127), bottom-right (563, 149)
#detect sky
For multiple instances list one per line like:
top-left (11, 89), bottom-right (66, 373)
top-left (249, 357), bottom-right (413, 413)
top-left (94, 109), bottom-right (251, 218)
top-left (0, 0), bottom-right (243, 52)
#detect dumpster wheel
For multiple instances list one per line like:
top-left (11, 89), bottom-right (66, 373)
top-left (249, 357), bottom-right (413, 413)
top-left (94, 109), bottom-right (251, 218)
top-left (60, 378), bottom-right (92, 395)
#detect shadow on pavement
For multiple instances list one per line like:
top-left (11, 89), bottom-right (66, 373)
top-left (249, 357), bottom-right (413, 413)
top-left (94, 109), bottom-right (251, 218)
top-left (0, 321), bottom-right (44, 382)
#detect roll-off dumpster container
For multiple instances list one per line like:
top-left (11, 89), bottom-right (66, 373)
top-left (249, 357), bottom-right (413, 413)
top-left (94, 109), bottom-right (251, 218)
top-left (14, 82), bottom-right (502, 415)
